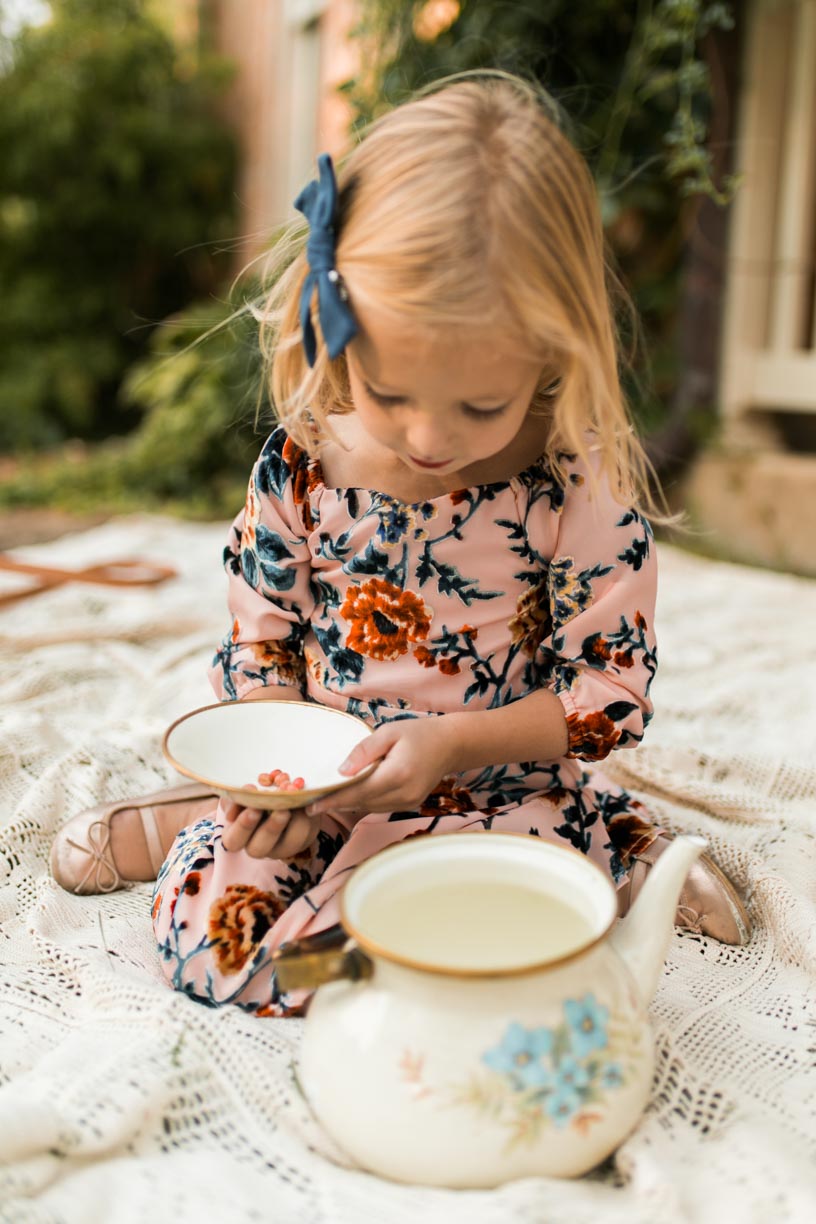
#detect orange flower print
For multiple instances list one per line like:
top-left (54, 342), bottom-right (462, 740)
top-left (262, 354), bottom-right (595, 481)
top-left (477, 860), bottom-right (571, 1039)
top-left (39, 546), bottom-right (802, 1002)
top-left (152, 892), bottom-right (162, 922)
top-left (635, 611), bottom-right (647, 632)
top-left (606, 809), bottom-right (656, 865)
top-left (341, 579), bottom-right (433, 662)
top-left (458, 624), bottom-right (478, 639)
top-left (438, 657), bottom-right (460, 676)
top-left (582, 635), bottom-right (612, 666)
top-left (231, 618), bottom-right (241, 644)
top-left (508, 580), bottom-right (552, 657)
top-left (241, 484), bottom-right (259, 549)
top-left (249, 639), bottom-right (306, 688)
top-left (565, 710), bottom-right (621, 760)
top-left (207, 884), bottom-right (285, 976)
top-left (182, 872), bottom-right (201, 897)
top-left (414, 645), bottom-right (436, 668)
top-left (418, 776), bottom-right (475, 817)
top-left (613, 651), bottom-right (634, 669)
top-left (283, 435), bottom-right (320, 531)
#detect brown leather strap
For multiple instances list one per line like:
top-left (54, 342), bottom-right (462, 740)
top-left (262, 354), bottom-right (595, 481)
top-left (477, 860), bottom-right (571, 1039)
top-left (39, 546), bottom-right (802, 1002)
top-left (0, 554), bottom-right (177, 607)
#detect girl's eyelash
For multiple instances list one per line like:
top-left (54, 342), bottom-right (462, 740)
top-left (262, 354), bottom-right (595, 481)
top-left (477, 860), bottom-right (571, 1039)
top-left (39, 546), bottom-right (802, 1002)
top-left (364, 383), bottom-right (405, 406)
top-left (463, 403), bottom-right (508, 419)
top-left (364, 382), bottom-right (507, 418)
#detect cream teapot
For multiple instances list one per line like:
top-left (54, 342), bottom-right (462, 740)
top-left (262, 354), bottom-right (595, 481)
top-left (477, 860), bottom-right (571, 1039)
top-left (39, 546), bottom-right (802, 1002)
top-left (273, 831), bottom-right (705, 1187)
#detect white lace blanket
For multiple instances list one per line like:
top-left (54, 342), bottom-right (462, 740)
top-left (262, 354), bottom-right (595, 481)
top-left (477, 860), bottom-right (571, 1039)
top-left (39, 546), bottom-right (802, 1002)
top-left (1, 516), bottom-right (814, 1223)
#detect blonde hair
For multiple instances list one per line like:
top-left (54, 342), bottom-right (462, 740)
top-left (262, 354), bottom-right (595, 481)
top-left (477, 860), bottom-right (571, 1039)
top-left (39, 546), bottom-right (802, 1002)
top-left (256, 72), bottom-right (668, 519)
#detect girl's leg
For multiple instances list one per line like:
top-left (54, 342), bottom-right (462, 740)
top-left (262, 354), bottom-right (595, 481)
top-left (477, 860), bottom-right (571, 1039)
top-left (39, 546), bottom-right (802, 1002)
top-left (152, 799), bottom-right (351, 1016)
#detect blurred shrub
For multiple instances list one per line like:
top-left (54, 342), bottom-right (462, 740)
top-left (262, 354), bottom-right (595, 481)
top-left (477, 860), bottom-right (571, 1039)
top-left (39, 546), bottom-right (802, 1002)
top-left (0, 294), bottom-right (269, 517)
top-left (0, 0), bottom-right (238, 451)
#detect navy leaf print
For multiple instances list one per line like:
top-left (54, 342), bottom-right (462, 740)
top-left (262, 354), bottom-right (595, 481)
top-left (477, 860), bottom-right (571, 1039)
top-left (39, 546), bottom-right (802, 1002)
top-left (256, 525), bottom-right (296, 591)
top-left (312, 623), bottom-right (364, 685)
top-left (604, 700), bottom-right (638, 722)
top-left (255, 428), bottom-right (291, 499)
top-left (618, 536), bottom-right (649, 570)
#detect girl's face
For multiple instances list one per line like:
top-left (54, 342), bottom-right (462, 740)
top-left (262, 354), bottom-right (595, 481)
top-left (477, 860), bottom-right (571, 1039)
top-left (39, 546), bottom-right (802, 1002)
top-left (345, 306), bottom-right (543, 478)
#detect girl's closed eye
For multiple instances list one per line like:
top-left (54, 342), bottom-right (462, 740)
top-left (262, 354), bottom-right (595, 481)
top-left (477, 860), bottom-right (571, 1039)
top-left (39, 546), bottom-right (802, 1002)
top-left (364, 380), bottom-right (508, 420)
top-left (364, 382), bottom-right (406, 407)
top-left (462, 402), bottom-right (509, 419)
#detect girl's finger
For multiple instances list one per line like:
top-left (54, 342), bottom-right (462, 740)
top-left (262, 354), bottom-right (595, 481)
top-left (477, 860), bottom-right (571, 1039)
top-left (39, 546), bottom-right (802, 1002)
top-left (263, 810), bottom-right (318, 861)
top-left (222, 806), bottom-right (268, 853)
top-left (337, 725), bottom-right (398, 776)
top-left (243, 810), bottom-right (292, 860)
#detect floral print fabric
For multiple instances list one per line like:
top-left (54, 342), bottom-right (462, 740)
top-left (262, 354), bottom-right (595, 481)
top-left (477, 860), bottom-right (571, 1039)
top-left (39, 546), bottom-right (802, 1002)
top-left (152, 427), bottom-right (660, 1016)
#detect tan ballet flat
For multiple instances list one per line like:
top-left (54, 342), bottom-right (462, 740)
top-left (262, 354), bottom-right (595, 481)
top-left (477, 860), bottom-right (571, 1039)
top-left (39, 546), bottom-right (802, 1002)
top-left (50, 782), bottom-right (216, 895)
top-left (617, 833), bottom-right (752, 946)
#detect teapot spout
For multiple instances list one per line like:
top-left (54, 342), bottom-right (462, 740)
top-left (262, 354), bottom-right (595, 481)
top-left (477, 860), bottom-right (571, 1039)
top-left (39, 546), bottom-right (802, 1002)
top-left (610, 835), bottom-right (707, 1007)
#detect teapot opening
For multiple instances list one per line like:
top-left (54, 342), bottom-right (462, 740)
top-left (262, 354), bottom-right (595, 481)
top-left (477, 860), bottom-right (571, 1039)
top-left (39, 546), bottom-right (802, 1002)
top-left (340, 833), bottom-right (617, 977)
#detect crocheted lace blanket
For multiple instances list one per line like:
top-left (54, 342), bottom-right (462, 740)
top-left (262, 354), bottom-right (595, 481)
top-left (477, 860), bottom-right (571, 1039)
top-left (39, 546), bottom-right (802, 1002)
top-left (0, 516), bottom-right (814, 1223)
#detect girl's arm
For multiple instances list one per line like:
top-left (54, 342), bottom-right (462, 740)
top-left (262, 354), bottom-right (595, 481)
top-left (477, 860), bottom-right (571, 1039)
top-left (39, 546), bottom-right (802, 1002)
top-left (209, 427), bottom-right (316, 703)
top-left (442, 687), bottom-right (568, 768)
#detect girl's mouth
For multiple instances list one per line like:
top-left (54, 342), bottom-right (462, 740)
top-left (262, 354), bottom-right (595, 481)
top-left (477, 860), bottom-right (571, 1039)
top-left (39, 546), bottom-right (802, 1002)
top-left (408, 455), bottom-right (455, 470)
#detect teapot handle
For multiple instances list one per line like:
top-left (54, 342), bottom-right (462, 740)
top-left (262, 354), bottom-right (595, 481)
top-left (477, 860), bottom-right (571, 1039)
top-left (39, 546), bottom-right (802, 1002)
top-left (272, 923), bottom-right (373, 992)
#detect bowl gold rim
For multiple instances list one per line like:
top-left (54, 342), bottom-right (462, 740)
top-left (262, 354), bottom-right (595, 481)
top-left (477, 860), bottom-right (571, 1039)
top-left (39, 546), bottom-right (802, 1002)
top-left (161, 698), bottom-right (376, 804)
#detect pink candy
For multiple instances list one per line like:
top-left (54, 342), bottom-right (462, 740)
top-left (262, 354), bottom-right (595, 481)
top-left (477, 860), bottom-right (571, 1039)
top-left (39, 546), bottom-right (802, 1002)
top-left (255, 768), bottom-right (306, 793)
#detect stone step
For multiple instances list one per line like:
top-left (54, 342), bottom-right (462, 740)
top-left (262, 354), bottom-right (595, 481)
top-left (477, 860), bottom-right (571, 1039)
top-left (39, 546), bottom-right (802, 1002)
top-left (679, 449), bottom-right (816, 576)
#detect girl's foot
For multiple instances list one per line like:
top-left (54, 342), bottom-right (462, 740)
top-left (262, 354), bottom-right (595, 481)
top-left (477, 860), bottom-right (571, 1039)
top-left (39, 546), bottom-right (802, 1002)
top-left (617, 833), bottom-right (752, 945)
top-left (50, 783), bottom-right (217, 895)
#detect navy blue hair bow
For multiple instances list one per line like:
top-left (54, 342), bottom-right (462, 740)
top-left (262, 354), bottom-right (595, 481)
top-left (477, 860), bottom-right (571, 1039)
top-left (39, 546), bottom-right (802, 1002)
top-left (294, 153), bottom-right (359, 367)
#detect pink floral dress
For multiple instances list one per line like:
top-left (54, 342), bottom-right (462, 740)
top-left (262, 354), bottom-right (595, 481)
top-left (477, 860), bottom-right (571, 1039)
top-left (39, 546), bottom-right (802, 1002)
top-left (152, 427), bottom-right (659, 1016)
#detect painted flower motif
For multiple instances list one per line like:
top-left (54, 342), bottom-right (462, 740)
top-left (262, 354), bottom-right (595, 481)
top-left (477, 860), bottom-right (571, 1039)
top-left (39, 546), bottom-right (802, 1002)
top-left (564, 993), bottom-right (609, 1057)
top-left (482, 1022), bottom-right (555, 1090)
top-left (207, 884), bottom-right (284, 976)
top-left (376, 496), bottom-right (437, 549)
top-left (548, 557), bottom-right (594, 629)
top-left (508, 580), bottom-right (552, 658)
top-left (545, 1056), bottom-right (591, 1127)
top-left (600, 1062), bottom-right (624, 1090)
top-left (340, 578), bottom-right (433, 662)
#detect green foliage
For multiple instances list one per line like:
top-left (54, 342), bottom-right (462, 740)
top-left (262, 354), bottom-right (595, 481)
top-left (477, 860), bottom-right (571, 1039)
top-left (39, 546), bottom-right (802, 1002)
top-left (350, 0), bottom-right (736, 213)
top-left (347, 0), bottom-right (737, 434)
top-left (0, 0), bottom-right (238, 451)
top-left (0, 293), bottom-right (270, 517)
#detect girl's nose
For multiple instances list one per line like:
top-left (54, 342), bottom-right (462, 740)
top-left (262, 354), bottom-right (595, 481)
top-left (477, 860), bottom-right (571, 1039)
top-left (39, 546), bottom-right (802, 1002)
top-left (405, 413), bottom-right (455, 460)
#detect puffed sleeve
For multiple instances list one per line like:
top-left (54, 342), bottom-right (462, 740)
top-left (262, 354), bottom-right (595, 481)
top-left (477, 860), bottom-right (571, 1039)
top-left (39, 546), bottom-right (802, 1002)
top-left (209, 427), bottom-right (317, 701)
top-left (538, 452), bottom-right (658, 761)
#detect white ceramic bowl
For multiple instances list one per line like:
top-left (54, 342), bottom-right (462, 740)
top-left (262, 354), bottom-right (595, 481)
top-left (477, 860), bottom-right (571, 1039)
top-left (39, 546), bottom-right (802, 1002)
top-left (162, 700), bottom-right (374, 810)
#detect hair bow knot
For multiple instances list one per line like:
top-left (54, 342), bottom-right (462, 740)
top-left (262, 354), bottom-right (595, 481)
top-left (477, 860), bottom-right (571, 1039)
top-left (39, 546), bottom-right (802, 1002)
top-left (294, 153), bottom-right (358, 367)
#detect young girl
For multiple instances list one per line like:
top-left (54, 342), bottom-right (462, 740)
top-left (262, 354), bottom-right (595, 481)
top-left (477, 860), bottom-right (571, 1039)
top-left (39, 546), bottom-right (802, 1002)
top-left (51, 75), bottom-right (750, 1016)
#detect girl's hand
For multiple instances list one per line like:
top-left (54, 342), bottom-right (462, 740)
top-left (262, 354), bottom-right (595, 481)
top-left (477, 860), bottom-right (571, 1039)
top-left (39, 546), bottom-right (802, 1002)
top-left (221, 789), bottom-right (319, 859)
top-left (308, 718), bottom-right (460, 819)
